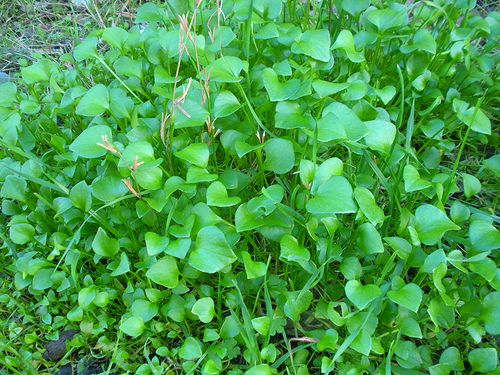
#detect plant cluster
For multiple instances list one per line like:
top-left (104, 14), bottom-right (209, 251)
top-left (1, 0), bottom-right (500, 374)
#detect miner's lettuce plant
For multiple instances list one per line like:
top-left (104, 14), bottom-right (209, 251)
top-left (1, 0), bottom-right (500, 374)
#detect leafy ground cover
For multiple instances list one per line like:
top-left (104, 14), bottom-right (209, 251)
top-left (1, 0), bottom-right (500, 374)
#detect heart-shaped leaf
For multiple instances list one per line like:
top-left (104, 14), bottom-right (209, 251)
top-left (189, 226), bottom-right (237, 273)
top-left (363, 119), bottom-right (396, 152)
top-left (481, 291), bottom-right (500, 334)
top-left (145, 255), bottom-right (180, 288)
top-left (357, 222), bottom-right (384, 254)
top-left (345, 280), bottom-right (381, 310)
top-left (241, 251), bottom-right (267, 279)
top-left (387, 283), bottom-right (422, 312)
top-left (174, 143), bottom-right (209, 168)
top-left (213, 91), bottom-right (240, 118)
top-left (76, 84), bottom-right (110, 117)
top-left (331, 30), bottom-right (365, 63)
top-left (145, 232), bottom-right (170, 256)
top-left (206, 181), bottom-right (241, 207)
top-left (262, 138), bottom-right (294, 174)
top-left (92, 227), bottom-right (119, 258)
top-left (262, 68), bottom-right (301, 101)
top-left (414, 205), bottom-right (460, 245)
top-left (307, 176), bottom-right (356, 214)
top-left (354, 187), bottom-right (385, 226)
top-left (469, 219), bottom-right (500, 252)
top-left (191, 297), bottom-right (215, 323)
top-left (291, 29), bottom-right (331, 62)
top-left (120, 316), bottom-right (145, 338)
top-left (404, 165), bottom-right (432, 192)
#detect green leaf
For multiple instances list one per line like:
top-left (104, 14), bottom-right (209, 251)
top-left (131, 299), bottom-right (158, 322)
top-left (384, 236), bottom-right (412, 259)
top-left (9, 222), bottom-right (35, 245)
top-left (205, 56), bottom-right (243, 83)
top-left (235, 203), bottom-right (265, 232)
top-left (145, 232), bottom-right (169, 256)
top-left (145, 255), bottom-right (179, 288)
top-left (0, 81), bottom-right (17, 107)
top-left (254, 22), bottom-right (279, 39)
top-left (343, 80), bottom-right (367, 101)
top-left (317, 329), bottom-right (339, 352)
top-left (69, 181), bottom-right (92, 212)
top-left (1, 175), bottom-right (27, 203)
top-left (373, 85), bottom-right (396, 105)
top-left (363, 119), bottom-right (396, 152)
top-left (461, 173), bottom-right (481, 198)
top-left (165, 238), bottom-right (191, 259)
top-left (101, 26), bottom-right (129, 51)
top-left (310, 158), bottom-right (343, 194)
top-left (357, 222), bottom-right (384, 254)
top-left (213, 91), bottom-right (240, 118)
top-left (387, 283), bottom-right (422, 312)
top-left (440, 347), bottom-right (464, 371)
top-left (316, 112), bottom-right (348, 143)
top-left (481, 292), bottom-right (500, 335)
top-left (120, 316), bottom-right (145, 338)
top-left (78, 286), bottom-right (97, 310)
top-left (280, 234), bottom-right (310, 263)
top-left (245, 364), bottom-right (273, 375)
top-left (403, 165), bottom-right (432, 192)
top-left (135, 2), bottom-right (163, 22)
top-left (207, 181), bottom-right (241, 207)
top-left (179, 337), bottom-right (203, 360)
top-left (345, 280), bottom-right (381, 310)
top-left (400, 317), bottom-right (422, 338)
top-left (21, 59), bottom-right (58, 84)
top-left (173, 97), bottom-right (209, 128)
top-left (135, 166), bottom-right (163, 190)
top-left (241, 251), bottom-right (267, 279)
top-left (73, 37), bottom-right (99, 61)
top-left (339, 0), bottom-right (370, 16)
top-left (312, 80), bottom-right (349, 99)
top-left (469, 219), bottom-right (500, 252)
top-left (76, 84), bottom-right (110, 117)
top-left (350, 329), bottom-right (371, 356)
top-left (191, 297), bottom-right (215, 323)
top-left (32, 268), bottom-right (54, 290)
top-left (275, 101), bottom-right (315, 130)
top-left (468, 348), bottom-right (498, 374)
top-left (306, 176), bottom-right (357, 214)
top-left (251, 316), bottom-right (270, 336)
top-left (114, 56), bottom-right (143, 79)
top-left (189, 226), bottom-right (237, 273)
top-left (291, 29), bottom-right (331, 62)
top-left (428, 297), bottom-right (455, 329)
top-left (321, 102), bottom-right (368, 141)
top-left (457, 106), bottom-right (491, 135)
top-left (354, 187), bottom-right (385, 226)
top-left (110, 252), bottom-right (130, 276)
top-left (284, 290), bottom-right (313, 321)
top-left (400, 29), bottom-right (437, 54)
top-left (331, 30), bottom-right (365, 63)
top-left (340, 257), bottom-right (362, 280)
top-left (92, 175), bottom-right (129, 202)
top-left (414, 205), bottom-right (460, 245)
top-left (92, 227), bottom-right (119, 258)
top-left (262, 138), bottom-right (294, 174)
top-left (365, 9), bottom-right (405, 34)
top-left (175, 143), bottom-right (209, 168)
top-left (262, 68), bottom-right (301, 101)
top-left (483, 155), bottom-right (500, 177)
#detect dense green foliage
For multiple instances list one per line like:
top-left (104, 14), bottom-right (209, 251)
top-left (1, 0), bottom-right (500, 374)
